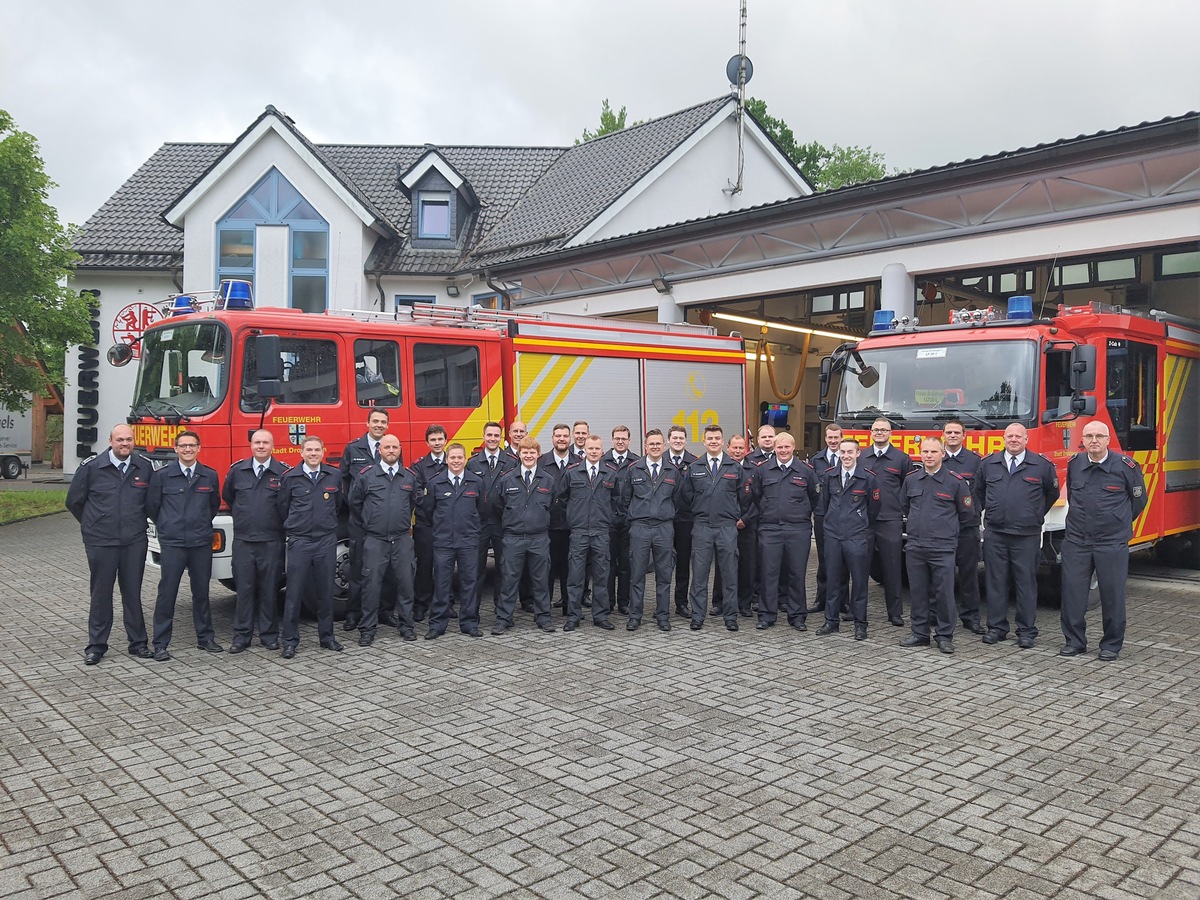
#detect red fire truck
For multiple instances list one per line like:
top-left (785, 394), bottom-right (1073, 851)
top-left (108, 282), bottom-right (747, 590)
top-left (818, 297), bottom-right (1200, 570)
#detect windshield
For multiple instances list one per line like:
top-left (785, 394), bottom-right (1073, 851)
top-left (131, 322), bottom-right (229, 419)
top-left (837, 339), bottom-right (1036, 427)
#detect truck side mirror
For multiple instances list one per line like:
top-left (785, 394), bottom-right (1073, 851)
top-left (1070, 343), bottom-right (1097, 392)
top-left (1071, 395), bottom-right (1096, 417)
top-left (818, 356), bottom-right (831, 397)
top-left (256, 334), bottom-right (284, 400)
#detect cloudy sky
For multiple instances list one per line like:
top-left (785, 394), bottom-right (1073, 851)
top-left (3, 0), bottom-right (1196, 228)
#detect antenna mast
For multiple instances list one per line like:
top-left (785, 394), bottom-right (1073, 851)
top-left (724, 0), bottom-right (752, 195)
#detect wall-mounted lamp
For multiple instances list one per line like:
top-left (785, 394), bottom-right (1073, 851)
top-left (446, 281), bottom-right (461, 298)
top-left (651, 277), bottom-right (671, 295)
top-left (711, 311), bottom-right (858, 342)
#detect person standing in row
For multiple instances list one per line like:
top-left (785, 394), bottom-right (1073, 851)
top-left (861, 417), bottom-right (910, 627)
top-left (602, 425), bottom-right (638, 615)
top-left (278, 436), bottom-right (344, 658)
top-left (541, 424), bottom-right (576, 613)
top-left (222, 429), bottom-right (287, 652)
top-left (571, 420), bottom-right (590, 460)
top-left (666, 425), bottom-right (696, 618)
top-left (977, 423), bottom-right (1059, 649)
top-left (624, 429), bottom-right (679, 632)
top-left (900, 437), bottom-right (975, 654)
top-left (940, 419), bottom-right (986, 635)
top-left (712, 433), bottom-right (758, 618)
top-left (681, 424), bottom-right (753, 632)
top-left (469, 421), bottom-right (514, 616)
top-left (66, 423), bottom-right (154, 666)
top-left (1059, 421), bottom-right (1147, 661)
top-left (340, 409), bottom-right (391, 632)
top-left (817, 439), bottom-right (880, 641)
top-left (423, 443), bottom-right (485, 639)
top-left (411, 425), bottom-right (447, 623)
top-left (754, 432), bottom-right (818, 631)
top-left (494, 438), bottom-right (558, 634)
top-left (563, 434), bottom-right (617, 632)
top-left (748, 424), bottom-right (776, 466)
top-left (147, 430), bottom-right (223, 661)
top-left (808, 423), bottom-right (845, 618)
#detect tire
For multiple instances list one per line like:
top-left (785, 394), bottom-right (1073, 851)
top-left (218, 578), bottom-right (238, 593)
top-left (1, 457), bottom-right (21, 480)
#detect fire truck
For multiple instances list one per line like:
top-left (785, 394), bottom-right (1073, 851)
top-left (818, 296), bottom-right (1200, 571)
top-left (107, 281), bottom-right (747, 590)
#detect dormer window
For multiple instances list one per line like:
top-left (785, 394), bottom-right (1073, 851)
top-left (418, 191), bottom-right (452, 239)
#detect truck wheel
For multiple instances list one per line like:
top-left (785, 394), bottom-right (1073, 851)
top-left (218, 578), bottom-right (238, 594)
top-left (1, 457), bottom-right (21, 480)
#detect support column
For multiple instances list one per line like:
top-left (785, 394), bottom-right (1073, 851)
top-left (880, 263), bottom-right (915, 320)
top-left (657, 295), bottom-right (685, 324)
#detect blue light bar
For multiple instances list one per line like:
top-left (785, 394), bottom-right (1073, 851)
top-left (170, 295), bottom-right (195, 317)
top-left (872, 309), bottom-right (896, 332)
top-left (1007, 295), bottom-right (1034, 320)
top-left (220, 279), bottom-right (254, 310)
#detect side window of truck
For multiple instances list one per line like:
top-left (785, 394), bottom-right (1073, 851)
top-left (354, 339), bottom-right (402, 408)
top-left (413, 343), bottom-right (481, 407)
top-left (241, 337), bottom-right (339, 408)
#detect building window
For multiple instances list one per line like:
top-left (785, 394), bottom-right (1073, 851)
top-left (1051, 254), bottom-right (1140, 289)
top-left (217, 168), bottom-right (329, 312)
top-left (811, 288), bottom-right (865, 314)
top-left (418, 192), bottom-right (452, 239)
top-left (1155, 247), bottom-right (1200, 280)
top-left (471, 290), bottom-right (520, 310)
top-left (396, 294), bottom-right (436, 311)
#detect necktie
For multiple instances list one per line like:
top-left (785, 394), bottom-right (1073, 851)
top-left (559, 459), bottom-right (565, 471)
top-left (489, 455), bottom-right (496, 471)
top-left (711, 458), bottom-right (719, 477)
top-left (255, 464), bottom-right (264, 478)
top-left (877, 450), bottom-right (884, 458)
top-left (119, 461), bottom-right (127, 477)
top-left (616, 456), bottom-right (624, 466)
top-left (651, 462), bottom-right (658, 480)
top-left (590, 465), bottom-right (597, 482)
top-left (525, 470), bottom-right (532, 487)
top-left (1009, 456), bottom-right (1017, 474)
top-left (452, 475), bottom-right (460, 489)
top-left (843, 471), bottom-right (849, 488)
top-left (387, 466), bottom-right (395, 479)
top-left (780, 465), bottom-right (788, 474)
top-left (185, 467), bottom-right (193, 481)
top-left (578, 449), bottom-right (585, 459)
top-left (673, 456), bottom-right (681, 467)
top-left (373, 443), bottom-right (380, 462)
top-left (310, 470), bottom-right (319, 484)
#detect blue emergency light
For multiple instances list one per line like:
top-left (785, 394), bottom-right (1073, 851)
top-left (872, 309), bottom-right (896, 332)
top-left (1007, 295), bottom-right (1034, 320)
top-left (169, 295), bottom-right (196, 317)
top-left (220, 279), bottom-right (254, 310)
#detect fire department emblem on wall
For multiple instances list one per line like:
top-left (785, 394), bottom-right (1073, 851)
top-left (289, 423), bottom-right (307, 446)
top-left (112, 302), bottom-right (163, 360)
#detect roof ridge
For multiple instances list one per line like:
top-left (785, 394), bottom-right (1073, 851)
top-left (574, 95), bottom-right (732, 148)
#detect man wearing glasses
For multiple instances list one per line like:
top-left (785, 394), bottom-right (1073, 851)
top-left (1059, 422), bottom-right (1146, 661)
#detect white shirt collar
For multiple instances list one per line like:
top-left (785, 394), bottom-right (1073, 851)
top-left (109, 450), bottom-right (127, 467)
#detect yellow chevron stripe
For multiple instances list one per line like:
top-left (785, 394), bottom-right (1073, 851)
top-left (1130, 449), bottom-right (1158, 541)
top-left (445, 378), bottom-right (505, 449)
top-left (518, 353), bottom-right (595, 439)
top-left (1163, 355), bottom-right (1191, 433)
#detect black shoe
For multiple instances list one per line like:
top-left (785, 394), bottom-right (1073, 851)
top-left (982, 631), bottom-right (1007, 644)
top-left (463, 627), bottom-right (483, 637)
top-left (425, 630), bottom-right (443, 640)
top-left (84, 651), bottom-right (102, 666)
top-left (658, 621), bottom-right (672, 632)
top-left (320, 640), bottom-right (344, 652)
top-left (888, 616), bottom-right (905, 627)
top-left (740, 609), bottom-right (754, 619)
top-left (595, 620), bottom-right (615, 630)
top-left (900, 635), bottom-right (930, 648)
top-left (816, 623), bottom-right (839, 636)
top-left (964, 621), bottom-right (987, 635)
top-left (755, 621), bottom-right (771, 630)
top-left (791, 621), bottom-right (808, 632)
top-left (260, 640), bottom-right (279, 650)
top-left (1058, 644), bottom-right (1086, 657)
top-left (519, 601), bottom-right (534, 612)
top-left (197, 640), bottom-right (224, 653)
top-left (400, 630), bottom-right (417, 642)
top-left (617, 605), bottom-right (629, 616)
top-left (690, 621), bottom-right (703, 631)
top-left (539, 622), bottom-right (556, 633)
top-left (854, 624), bottom-right (867, 641)
top-left (380, 613), bottom-right (400, 628)
top-left (342, 617), bottom-right (360, 632)
top-left (562, 621), bottom-right (578, 632)
top-left (281, 645), bottom-right (296, 659)
top-left (229, 641), bottom-right (250, 654)
top-left (675, 605), bottom-right (689, 617)
top-left (1098, 649), bottom-right (1119, 661)
top-left (1017, 635), bottom-right (1035, 649)
top-left (626, 620), bottom-right (640, 631)
top-left (725, 621), bottom-right (739, 632)
top-left (807, 602), bottom-right (825, 614)
top-left (129, 646), bottom-right (153, 659)
top-left (936, 638), bottom-right (955, 654)
top-left (359, 632), bottom-right (375, 647)
top-left (153, 648), bottom-right (171, 662)
top-left (491, 623), bottom-right (511, 636)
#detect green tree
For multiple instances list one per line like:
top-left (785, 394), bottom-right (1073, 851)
top-left (746, 97), bottom-right (889, 191)
top-left (576, 99), bottom-right (643, 144)
top-left (0, 109), bottom-right (91, 410)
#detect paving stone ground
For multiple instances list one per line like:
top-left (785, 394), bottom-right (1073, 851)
top-left (1, 512), bottom-right (1198, 899)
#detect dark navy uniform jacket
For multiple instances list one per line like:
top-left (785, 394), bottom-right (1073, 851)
top-left (942, 447), bottom-right (983, 528)
top-left (494, 467), bottom-right (558, 535)
top-left (1064, 451), bottom-right (1147, 545)
top-left (621, 457), bottom-right (680, 523)
top-left (421, 468), bottom-right (484, 549)
top-left (66, 452), bottom-right (153, 546)
top-left (147, 462), bottom-right (220, 548)
top-left (468, 449), bottom-right (516, 525)
top-left (561, 461), bottom-right (620, 534)
top-left (279, 464), bottom-right (343, 538)
top-left (679, 455), bottom-right (753, 525)
top-left (809, 448), bottom-right (841, 517)
top-left (222, 457), bottom-right (287, 541)
top-left (747, 448), bottom-right (774, 467)
top-left (902, 466), bottom-right (975, 547)
top-left (860, 444), bottom-right (913, 522)
top-left (350, 463), bottom-right (417, 539)
top-left (734, 457), bottom-right (761, 527)
top-left (976, 451), bottom-right (1059, 536)
top-left (666, 449), bottom-right (697, 522)
top-left (601, 449), bottom-right (639, 527)
top-left (411, 453), bottom-right (447, 527)
top-left (539, 452), bottom-right (578, 531)
top-left (817, 467), bottom-right (881, 541)
top-left (340, 434), bottom-right (383, 493)
top-left (753, 460), bottom-right (819, 528)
